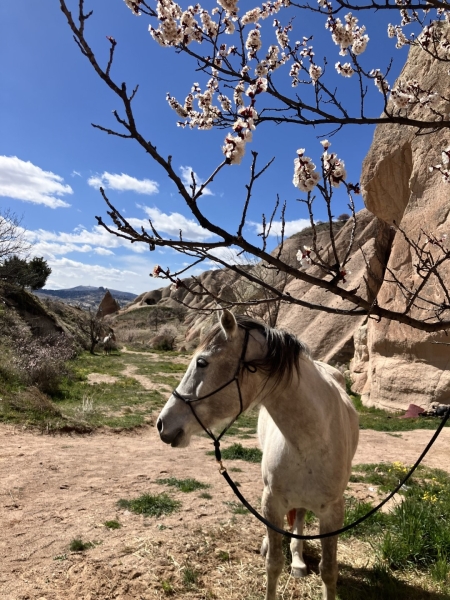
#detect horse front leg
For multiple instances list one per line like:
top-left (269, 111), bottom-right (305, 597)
top-left (318, 498), bottom-right (344, 600)
top-left (290, 508), bottom-right (307, 578)
top-left (261, 489), bottom-right (285, 600)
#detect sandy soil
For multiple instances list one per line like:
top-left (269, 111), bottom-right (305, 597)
top-left (1, 424), bottom-right (450, 600)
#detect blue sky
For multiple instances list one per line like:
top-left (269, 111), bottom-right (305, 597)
top-left (1, 1), bottom-right (412, 294)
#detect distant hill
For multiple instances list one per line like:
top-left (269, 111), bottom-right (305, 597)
top-left (34, 286), bottom-right (137, 310)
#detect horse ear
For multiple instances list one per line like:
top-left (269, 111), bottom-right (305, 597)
top-left (220, 309), bottom-right (238, 340)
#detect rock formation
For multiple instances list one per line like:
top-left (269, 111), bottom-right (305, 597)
top-left (350, 37), bottom-right (450, 411)
top-left (96, 290), bottom-right (121, 318)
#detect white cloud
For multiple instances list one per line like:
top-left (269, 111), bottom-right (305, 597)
top-left (44, 257), bottom-right (140, 291)
top-left (0, 156), bottom-right (73, 208)
top-left (248, 218), bottom-right (311, 237)
top-left (24, 224), bottom-right (147, 261)
top-left (88, 171), bottom-right (159, 195)
top-left (180, 165), bottom-right (214, 196)
top-left (71, 170), bottom-right (81, 177)
top-left (133, 206), bottom-right (212, 241)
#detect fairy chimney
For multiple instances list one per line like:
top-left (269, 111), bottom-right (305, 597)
top-left (97, 289), bottom-right (121, 318)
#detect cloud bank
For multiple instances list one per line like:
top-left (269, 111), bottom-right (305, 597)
top-left (0, 156), bottom-right (73, 208)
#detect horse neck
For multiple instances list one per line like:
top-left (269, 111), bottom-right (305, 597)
top-left (256, 357), bottom-right (325, 444)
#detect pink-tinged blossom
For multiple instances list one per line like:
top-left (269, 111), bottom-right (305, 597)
top-left (323, 149), bottom-right (347, 187)
top-left (246, 77), bottom-right (268, 98)
top-left (296, 245), bottom-right (312, 268)
top-left (246, 28), bottom-right (262, 59)
top-left (293, 149), bottom-right (320, 192)
top-left (326, 13), bottom-right (369, 56)
top-left (200, 10), bottom-right (219, 37)
top-left (309, 64), bottom-right (322, 83)
top-left (335, 62), bottom-right (354, 77)
top-left (223, 134), bottom-right (247, 164)
top-left (370, 69), bottom-right (390, 94)
top-left (217, 0), bottom-right (239, 18)
top-left (166, 93), bottom-right (189, 117)
top-left (255, 60), bottom-right (269, 76)
top-left (320, 139), bottom-right (331, 149)
top-left (224, 17), bottom-right (235, 34)
top-left (234, 80), bottom-right (245, 106)
top-left (242, 8), bottom-right (262, 24)
top-left (289, 61), bottom-right (302, 87)
top-left (124, 0), bottom-right (142, 15)
top-left (152, 265), bottom-right (163, 277)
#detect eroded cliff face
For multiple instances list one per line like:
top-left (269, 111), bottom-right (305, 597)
top-left (351, 39), bottom-right (450, 410)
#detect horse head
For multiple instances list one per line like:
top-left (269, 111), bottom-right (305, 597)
top-left (157, 309), bottom-right (265, 448)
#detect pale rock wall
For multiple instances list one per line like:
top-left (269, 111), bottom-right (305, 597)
top-left (277, 210), bottom-right (391, 364)
top-left (353, 39), bottom-right (450, 410)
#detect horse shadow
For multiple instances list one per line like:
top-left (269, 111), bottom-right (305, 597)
top-left (299, 546), bottom-right (450, 600)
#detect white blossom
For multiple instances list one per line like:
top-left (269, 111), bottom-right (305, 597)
top-left (246, 28), bottom-right (262, 59)
top-left (323, 149), bottom-right (347, 187)
top-left (293, 148), bottom-right (320, 192)
top-left (309, 64), bottom-right (322, 83)
top-left (326, 13), bottom-right (369, 56)
top-left (242, 8), bottom-right (261, 25)
top-left (123, 0), bottom-right (142, 15)
top-left (335, 62), bottom-right (354, 77)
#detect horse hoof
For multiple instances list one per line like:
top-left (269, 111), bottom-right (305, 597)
top-left (291, 566), bottom-right (307, 578)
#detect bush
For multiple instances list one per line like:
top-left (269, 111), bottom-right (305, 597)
top-left (11, 332), bottom-right (76, 395)
top-left (151, 324), bottom-right (178, 351)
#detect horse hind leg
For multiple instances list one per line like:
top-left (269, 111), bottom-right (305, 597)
top-left (290, 508), bottom-right (308, 578)
top-left (318, 498), bottom-right (344, 600)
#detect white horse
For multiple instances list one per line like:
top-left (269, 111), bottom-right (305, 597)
top-left (157, 310), bottom-right (359, 600)
top-left (102, 331), bottom-right (116, 355)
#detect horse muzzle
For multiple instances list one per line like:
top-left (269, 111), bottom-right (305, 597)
top-left (156, 417), bottom-right (187, 447)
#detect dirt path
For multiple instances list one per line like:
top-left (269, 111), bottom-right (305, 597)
top-left (1, 425), bottom-right (449, 600)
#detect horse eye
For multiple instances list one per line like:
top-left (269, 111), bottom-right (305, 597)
top-left (196, 357), bottom-right (208, 368)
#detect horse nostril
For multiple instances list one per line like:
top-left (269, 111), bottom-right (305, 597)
top-left (156, 418), bottom-right (163, 433)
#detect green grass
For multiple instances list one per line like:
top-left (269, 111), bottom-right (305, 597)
top-left (156, 477), bottom-right (211, 493)
top-left (69, 538), bottom-right (94, 552)
top-left (117, 492), bottom-right (181, 517)
top-left (345, 463), bottom-right (450, 582)
top-left (199, 492), bottom-right (212, 500)
top-left (208, 443), bottom-right (262, 463)
top-left (104, 520), bottom-right (121, 529)
top-left (225, 501), bottom-right (249, 515)
top-left (351, 393), bottom-right (450, 432)
top-left (182, 565), bottom-right (199, 588)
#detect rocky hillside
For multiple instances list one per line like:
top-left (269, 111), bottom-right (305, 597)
top-left (34, 286), bottom-right (136, 310)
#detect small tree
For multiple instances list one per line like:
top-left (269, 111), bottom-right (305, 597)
top-left (0, 255), bottom-right (51, 290)
top-left (27, 257), bottom-right (52, 290)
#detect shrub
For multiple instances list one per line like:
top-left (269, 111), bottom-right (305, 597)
top-left (151, 324), bottom-right (178, 351)
top-left (10, 332), bottom-right (76, 395)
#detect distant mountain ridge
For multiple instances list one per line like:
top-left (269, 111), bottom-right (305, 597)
top-left (34, 286), bottom-right (137, 310)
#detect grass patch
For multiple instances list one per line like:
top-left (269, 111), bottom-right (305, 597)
top-left (117, 492), bottom-right (181, 517)
top-left (182, 565), bottom-right (199, 588)
top-left (156, 477), bottom-right (211, 493)
top-left (199, 492), bottom-right (212, 500)
top-left (351, 394), bottom-right (450, 432)
top-left (225, 501), bottom-right (249, 515)
top-left (208, 443), bottom-right (262, 463)
top-left (69, 538), bottom-right (94, 552)
top-left (345, 463), bottom-right (450, 582)
top-left (104, 520), bottom-right (121, 529)
top-left (226, 410), bottom-right (259, 436)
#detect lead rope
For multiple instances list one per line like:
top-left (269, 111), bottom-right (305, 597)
top-left (217, 407), bottom-right (450, 540)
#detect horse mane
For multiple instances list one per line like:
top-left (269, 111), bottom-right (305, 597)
top-left (199, 315), bottom-right (309, 385)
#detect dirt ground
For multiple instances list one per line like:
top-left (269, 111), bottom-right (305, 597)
top-left (1, 423), bottom-right (450, 600)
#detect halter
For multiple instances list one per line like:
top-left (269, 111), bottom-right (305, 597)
top-left (172, 328), bottom-right (256, 464)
